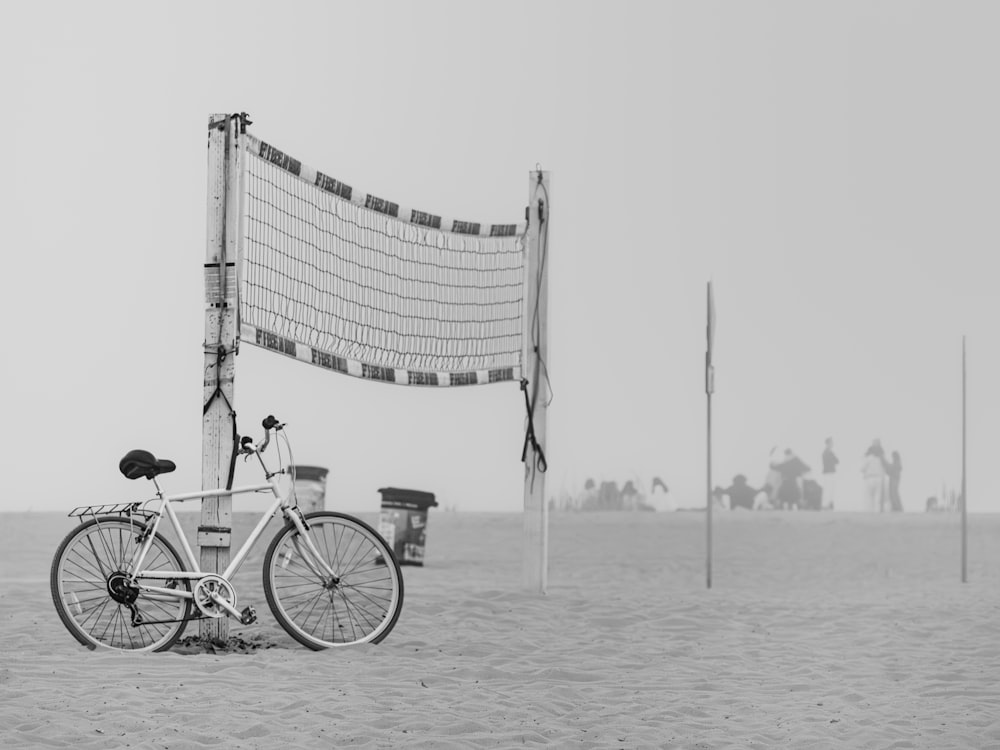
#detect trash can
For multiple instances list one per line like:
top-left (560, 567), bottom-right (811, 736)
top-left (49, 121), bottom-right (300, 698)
top-left (378, 487), bottom-right (438, 566)
top-left (292, 466), bottom-right (329, 513)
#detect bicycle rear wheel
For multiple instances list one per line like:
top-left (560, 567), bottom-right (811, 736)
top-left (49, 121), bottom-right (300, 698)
top-left (263, 511), bottom-right (404, 649)
top-left (51, 516), bottom-right (191, 652)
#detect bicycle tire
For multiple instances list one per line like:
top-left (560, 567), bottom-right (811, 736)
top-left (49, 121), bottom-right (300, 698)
top-left (51, 516), bottom-right (192, 652)
top-left (263, 511), bottom-right (404, 649)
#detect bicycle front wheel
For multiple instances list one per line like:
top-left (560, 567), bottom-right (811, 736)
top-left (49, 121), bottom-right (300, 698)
top-left (263, 511), bottom-right (404, 649)
top-left (51, 516), bottom-right (191, 652)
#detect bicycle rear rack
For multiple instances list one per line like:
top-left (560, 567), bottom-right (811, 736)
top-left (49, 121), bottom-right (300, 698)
top-left (68, 502), bottom-right (156, 523)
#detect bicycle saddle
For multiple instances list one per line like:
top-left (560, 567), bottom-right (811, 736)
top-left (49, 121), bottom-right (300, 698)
top-left (119, 449), bottom-right (177, 480)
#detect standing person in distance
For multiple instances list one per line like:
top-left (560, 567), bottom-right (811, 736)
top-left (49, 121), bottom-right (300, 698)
top-left (861, 439), bottom-right (887, 512)
top-left (886, 450), bottom-right (903, 512)
top-left (773, 448), bottom-right (810, 510)
top-left (821, 437), bottom-right (839, 510)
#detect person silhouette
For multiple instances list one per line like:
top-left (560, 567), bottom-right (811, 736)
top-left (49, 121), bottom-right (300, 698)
top-left (862, 439), bottom-right (887, 512)
top-left (821, 437), bottom-right (839, 510)
top-left (773, 449), bottom-right (809, 510)
top-left (887, 451), bottom-right (903, 512)
top-left (717, 474), bottom-right (759, 511)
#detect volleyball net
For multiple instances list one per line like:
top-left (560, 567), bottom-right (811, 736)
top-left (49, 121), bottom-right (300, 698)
top-left (237, 131), bottom-right (528, 386)
top-left (204, 113), bottom-right (550, 592)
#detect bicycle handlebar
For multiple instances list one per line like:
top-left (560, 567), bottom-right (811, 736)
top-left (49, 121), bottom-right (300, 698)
top-left (239, 415), bottom-right (285, 455)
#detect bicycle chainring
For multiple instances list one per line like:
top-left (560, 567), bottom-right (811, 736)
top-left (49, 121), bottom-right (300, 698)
top-left (192, 574), bottom-right (237, 618)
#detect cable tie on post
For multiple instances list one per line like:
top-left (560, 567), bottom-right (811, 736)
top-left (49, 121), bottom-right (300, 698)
top-left (519, 378), bottom-right (548, 473)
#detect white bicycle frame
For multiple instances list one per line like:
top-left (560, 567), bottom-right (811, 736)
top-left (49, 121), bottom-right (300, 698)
top-left (124, 470), bottom-right (335, 621)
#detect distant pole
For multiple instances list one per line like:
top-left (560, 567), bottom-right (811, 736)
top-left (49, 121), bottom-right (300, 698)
top-left (961, 335), bottom-right (967, 583)
top-left (706, 281), bottom-right (716, 589)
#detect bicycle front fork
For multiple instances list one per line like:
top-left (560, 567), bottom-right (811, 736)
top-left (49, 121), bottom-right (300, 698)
top-left (284, 507), bottom-right (339, 583)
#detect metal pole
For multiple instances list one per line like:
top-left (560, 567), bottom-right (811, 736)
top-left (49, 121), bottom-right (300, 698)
top-left (961, 335), bottom-right (967, 583)
top-left (706, 382), bottom-right (713, 589)
top-left (706, 281), bottom-right (715, 589)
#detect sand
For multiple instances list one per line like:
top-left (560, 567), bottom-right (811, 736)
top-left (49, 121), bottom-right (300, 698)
top-left (2, 509), bottom-right (1000, 749)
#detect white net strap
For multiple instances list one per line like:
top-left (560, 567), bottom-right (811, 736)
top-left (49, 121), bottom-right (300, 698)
top-left (239, 135), bottom-right (526, 386)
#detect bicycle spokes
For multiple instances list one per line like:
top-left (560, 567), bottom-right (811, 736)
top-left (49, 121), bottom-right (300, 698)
top-left (263, 513), bottom-right (404, 649)
top-left (51, 517), bottom-right (191, 652)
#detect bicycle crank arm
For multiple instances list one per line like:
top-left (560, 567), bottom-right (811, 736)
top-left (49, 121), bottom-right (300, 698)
top-left (208, 591), bottom-right (248, 622)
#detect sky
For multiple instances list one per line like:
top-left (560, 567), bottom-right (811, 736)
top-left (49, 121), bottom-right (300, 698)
top-left (2, 1), bottom-right (999, 515)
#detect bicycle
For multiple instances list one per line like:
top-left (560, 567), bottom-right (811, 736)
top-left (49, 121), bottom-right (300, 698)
top-left (50, 415), bottom-right (404, 652)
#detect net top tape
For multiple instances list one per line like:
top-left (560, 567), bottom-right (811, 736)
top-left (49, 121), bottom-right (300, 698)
top-left (245, 134), bottom-right (527, 238)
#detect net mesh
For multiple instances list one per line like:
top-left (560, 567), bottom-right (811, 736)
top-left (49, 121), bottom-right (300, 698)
top-left (238, 135), bottom-right (526, 385)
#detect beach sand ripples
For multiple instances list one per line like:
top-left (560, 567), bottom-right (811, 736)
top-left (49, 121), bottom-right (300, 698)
top-left (2, 510), bottom-right (999, 748)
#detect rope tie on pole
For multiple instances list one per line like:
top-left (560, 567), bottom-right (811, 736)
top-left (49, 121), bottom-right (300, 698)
top-left (520, 377), bottom-right (547, 476)
top-left (203, 342), bottom-right (238, 491)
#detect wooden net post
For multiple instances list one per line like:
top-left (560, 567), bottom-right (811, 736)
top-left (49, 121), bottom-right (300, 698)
top-left (522, 170), bottom-right (550, 593)
top-left (200, 113), bottom-right (242, 641)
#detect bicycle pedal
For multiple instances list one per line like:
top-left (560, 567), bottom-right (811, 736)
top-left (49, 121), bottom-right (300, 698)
top-left (240, 605), bottom-right (257, 625)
